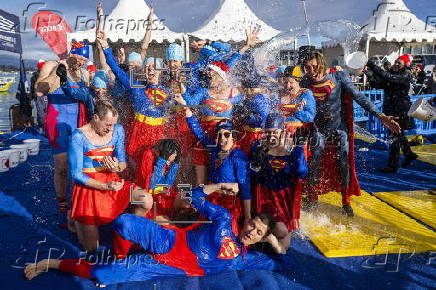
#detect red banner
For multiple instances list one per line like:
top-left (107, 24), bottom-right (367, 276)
top-left (32, 11), bottom-right (72, 59)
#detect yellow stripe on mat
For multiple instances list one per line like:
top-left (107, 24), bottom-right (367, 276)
top-left (373, 190), bottom-right (436, 229)
top-left (299, 191), bottom-right (436, 258)
top-left (410, 144), bottom-right (436, 166)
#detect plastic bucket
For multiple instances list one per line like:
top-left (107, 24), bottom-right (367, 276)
top-left (0, 150), bottom-right (10, 172)
top-left (408, 96), bottom-right (436, 122)
top-left (23, 139), bottom-right (41, 156)
top-left (10, 144), bottom-right (29, 162)
top-left (345, 51), bottom-right (368, 70)
top-left (4, 149), bottom-right (20, 168)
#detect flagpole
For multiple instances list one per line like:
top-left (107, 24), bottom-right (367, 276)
top-left (300, 0), bottom-right (311, 46)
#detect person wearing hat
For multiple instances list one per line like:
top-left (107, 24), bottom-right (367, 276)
top-left (302, 51), bottom-right (401, 216)
top-left (175, 93), bottom-right (251, 236)
top-left (182, 60), bottom-right (243, 185)
top-left (235, 75), bottom-right (270, 155)
top-left (34, 41), bottom-right (93, 228)
top-left (367, 54), bottom-right (418, 173)
top-left (249, 113), bottom-right (308, 250)
top-left (274, 65), bottom-right (316, 136)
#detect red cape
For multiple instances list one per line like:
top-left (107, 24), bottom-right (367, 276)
top-left (305, 91), bottom-right (361, 198)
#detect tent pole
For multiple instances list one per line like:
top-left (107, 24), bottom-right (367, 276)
top-left (364, 36), bottom-right (370, 87)
top-left (183, 34), bottom-right (190, 62)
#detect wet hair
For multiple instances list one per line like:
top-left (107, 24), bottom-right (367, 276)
top-left (94, 100), bottom-right (118, 120)
top-left (304, 51), bottom-right (327, 77)
top-left (154, 139), bottom-right (181, 163)
top-left (253, 212), bottom-right (276, 237)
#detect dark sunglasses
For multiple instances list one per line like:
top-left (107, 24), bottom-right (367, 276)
top-left (218, 132), bottom-right (232, 139)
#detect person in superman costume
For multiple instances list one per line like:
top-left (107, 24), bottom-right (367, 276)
top-left (34, 42), bottom-right (93, 228)
top-left (301, 52), bottom-right (401, 216)
top-left (183, 61), bottom-right (244, 185)
top-left (250, 113), bottom-right (308, 245)
top-left (25, 183), bottom-right (293, 286)
top-left (68, 101), bottom-right (152, 252)
top-left (96, 31), bottom-right (172, 159)
top-left (175, 93), bottom-right (251, 235)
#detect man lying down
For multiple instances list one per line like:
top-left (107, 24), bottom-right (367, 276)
top-left (24, 183), bottom-right (293, 286)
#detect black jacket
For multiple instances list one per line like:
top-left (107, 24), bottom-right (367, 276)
top-left (367, 61), bottom-right (415, 130)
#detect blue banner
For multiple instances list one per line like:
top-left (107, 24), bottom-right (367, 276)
top-left (0, 9), bottom-right (21, 54)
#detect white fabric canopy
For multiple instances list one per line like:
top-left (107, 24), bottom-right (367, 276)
top-left (322, 0), bottom-right (436, 48)
top-left (190, 0), bottom-right (281, 42)
top-left (67, 0), bottom-right (183, 43)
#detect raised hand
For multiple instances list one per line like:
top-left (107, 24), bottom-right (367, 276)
top-left (96, 31), bottom-right (108, 49)
top-left (174, 93), bottom-right (187, 106)
top-left (245, 26), bottom-right (260, 48)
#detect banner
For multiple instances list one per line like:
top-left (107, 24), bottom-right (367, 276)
top-left (0, 10), bottom-right (22, 54)
top-left (32, 11), bottom-right (72, 59)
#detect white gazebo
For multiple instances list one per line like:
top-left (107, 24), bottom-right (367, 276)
top-left (189, 0), bottom-right (281, 43)
top-left (67, 0), bottom-right (187, 59)
top-left (322, 0), bottom-right (436, 67)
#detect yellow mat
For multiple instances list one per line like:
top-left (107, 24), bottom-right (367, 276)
top-left (410, 144), bottom-right (436, 166)
top-left (373, 190), bottom-right (436, 229)
top-left (299, 191), bottom-right (436, 258)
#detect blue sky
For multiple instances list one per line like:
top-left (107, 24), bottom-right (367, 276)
top-left (0, 0), bottom-right (435, 61)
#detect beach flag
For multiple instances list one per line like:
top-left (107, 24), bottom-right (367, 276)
top-left (32, 11), bottom-right (72, 59)
top-left (0, 10), bottom-right (22, 54)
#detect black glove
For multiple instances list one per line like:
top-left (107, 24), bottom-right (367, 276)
top-left (366, 57), bottom-right (378, 69)
top-left (56, 63), bottom-right (67, 86)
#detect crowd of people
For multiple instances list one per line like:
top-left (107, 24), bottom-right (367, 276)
top-left (22, 3), bottom-right (408, 286)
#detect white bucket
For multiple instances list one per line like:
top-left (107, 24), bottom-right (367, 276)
top-left (408, 96), bottom-right (436, 122)
top-left (345, 51), bottom-right (368, 70)
top-left (4, 149), bottom-right (20, 168)
top-left (10, 144), bottom-right (29, 162)
top-left (23, 139), bottom-right (41, 156)
top-left (0, 150), bottom-right (10, 172)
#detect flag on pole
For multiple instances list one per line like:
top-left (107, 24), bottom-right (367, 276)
top-left (16, 54), bottom-right (32, 118)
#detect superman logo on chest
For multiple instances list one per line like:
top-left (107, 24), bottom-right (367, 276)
top-left (145, 87), bottom-right (169, 106)
top-left (310, 79), bottom-right (336, 101)
top-left (278, 104), bottom-right (297, 117)
top-left (84, 146), bottom-right (115, 162)
top-left (217, 236), bottom-right (240, 259)
top-left (269, 158), bottom-right (287, 172)
top-left (203, 98), bottom-right (232, 113)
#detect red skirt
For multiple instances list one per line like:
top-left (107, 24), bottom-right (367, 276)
top-left (145, 189), bottom-right (177, 219)
top-left (254, 181), bottom-right (303, 232)
top-left (127, 119), bottom-right (165, 157)
top-left (192, 120), bottom-right (218, 166)
top-left (70, 171), bottom-right (132, 225)
top-left (207, 192), bottom-right (242, 236)
top-left (238, 128), bottom-right (263, 156)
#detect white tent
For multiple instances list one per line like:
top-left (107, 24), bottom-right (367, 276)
top-left (190, 0), bottom-right (281, 42)
top-left (67, 0), bottom-right (184, 43)
top-left (322, 0), bottom-right (436, 49)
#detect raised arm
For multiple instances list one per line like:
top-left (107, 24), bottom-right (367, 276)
top-left (368, 61), bottom-right (412, 85)
top-left (290, 90), bottom-right (316, 123)
top-left (35, 61), bottom-right (59, 97)
top-left (140, 7), bottom-right (154, 61)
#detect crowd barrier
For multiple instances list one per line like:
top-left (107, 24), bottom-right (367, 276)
top-left (353, 91), bottom-right (436, 139)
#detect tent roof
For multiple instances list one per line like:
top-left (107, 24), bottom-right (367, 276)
top-left (322, 0), bottom-right (436, 48)
top-left (189, 0), bottom-right (281, 42)
top-left (67, 0), bottom-right (183, 43)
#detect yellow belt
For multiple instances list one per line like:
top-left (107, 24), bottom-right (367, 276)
top-left (243, 126), bottom-right (263, 133)
top-left (285, 121), bottom-right (303, 127)
top-left (200, 116), bottom-right (230, 122)
top-left (149, 186), bottom-right (168, 195)
top-left (135, 112), bottom-right (165, 125)
top-left (82, 166), bottom-right (107, 173)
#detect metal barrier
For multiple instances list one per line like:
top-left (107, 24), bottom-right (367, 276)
top-left (353, 91), bottom-right (436, 138)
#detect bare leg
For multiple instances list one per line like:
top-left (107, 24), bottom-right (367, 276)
top-left (53, 153), bottom-right (68, 199)
top-left (194, 165), bottom-right (207, 186)
top-left (24, 259), bottom-right (61, 280)
top-left (131, 188), bottom-right (153, 216)
top-left (74, 222), bottom-right (100, 252)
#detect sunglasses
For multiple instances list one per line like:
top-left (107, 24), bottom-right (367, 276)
top-left (218, 132), bottom-right (232, 139)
